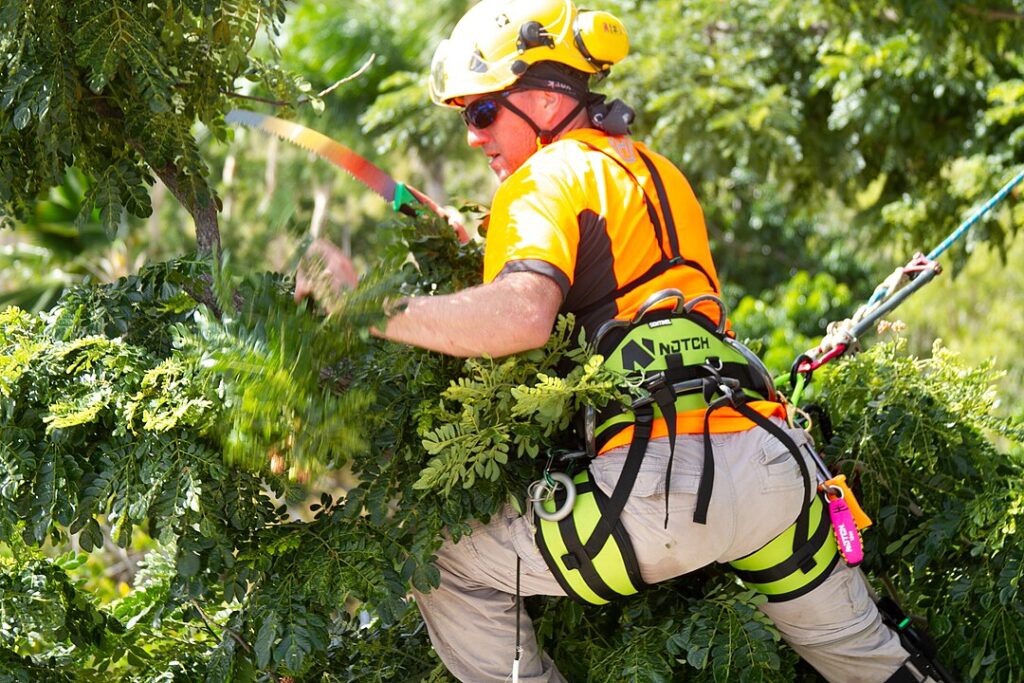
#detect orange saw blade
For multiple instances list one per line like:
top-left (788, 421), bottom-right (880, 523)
top-left (225, 109), bottom-right (468, 243)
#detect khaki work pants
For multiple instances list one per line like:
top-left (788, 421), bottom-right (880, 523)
top-left (412, 420), bottom-right (928, 682)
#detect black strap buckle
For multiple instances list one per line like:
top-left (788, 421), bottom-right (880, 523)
top-left (700, 359), bottom-right (741, 408)
top-left (644, 372), bottom-right (675, 410)
top-left (561, 551), bottom-right (582, 571)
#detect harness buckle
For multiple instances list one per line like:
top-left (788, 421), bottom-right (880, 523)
top-left (699, 359), bottom-right (741, 408)
top-left (643, 372), bottom-right (675, 409)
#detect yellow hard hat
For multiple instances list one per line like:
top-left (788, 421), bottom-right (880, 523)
top-left (429, 0), bottom-right (629, 107)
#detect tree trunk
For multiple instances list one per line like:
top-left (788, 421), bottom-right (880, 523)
top-left (148, 159), bottom-right (222, 256)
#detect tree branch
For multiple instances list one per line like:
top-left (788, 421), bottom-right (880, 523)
top-left (146, 158), bottom-right (221, 256)
top-left (221, 53), bottom-right (377, 107)
top-left (957, 4), bottom-right (1024, 21)
top-left (190, 599), bottom-right (254, 655)
top-left (88, 95), bottom-right (222, 257)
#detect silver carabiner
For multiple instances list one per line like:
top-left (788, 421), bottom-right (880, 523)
top-left (529, 471), bottom-right (577, 522)
top-left (683, 293), bottom-right (728, 334)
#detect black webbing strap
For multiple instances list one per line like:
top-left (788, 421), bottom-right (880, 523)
top-left (692, 391), bottom-right (815, 561)
top-left (884, 664), bottom-right (922, 683)
top-left (637, 150), bottom-right (683, 262)
top-left (653, 358), bottom-right (681, 528)
top-left (729, 497), bottom-right (832, 585)
top-left (555, 482), bottom-right (622, 603)
top-left (576, 140), bottom-right (666, 256)
top-left (569, 140), bottom-right (719, 322)
top-left (573, 259), bottom-right (676, 320)
top-left (732, 402), bottom-right (815, 561)
top-left (578, 478), bottom-right (649, 593)
top-left (694, 401), bottom-right (723, 525)
top-left (580, 407), bottom-right (653, 560)
top-left (592, 360), bottom-right (771, 453)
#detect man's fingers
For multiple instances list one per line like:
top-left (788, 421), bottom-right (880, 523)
top-left (294, 277), bottom-right (311, 303)
top-left (294, 239), bottom-right (359, 311)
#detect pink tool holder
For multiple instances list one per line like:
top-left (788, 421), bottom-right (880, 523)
top-left (827, 490), bottom-right (864, 566)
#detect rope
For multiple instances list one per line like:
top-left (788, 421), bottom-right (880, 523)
top-left (790, 167), bottom-right (1024, 392)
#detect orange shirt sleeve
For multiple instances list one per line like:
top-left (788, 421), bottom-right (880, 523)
top-left (482, 149), bottom-right (587, 298)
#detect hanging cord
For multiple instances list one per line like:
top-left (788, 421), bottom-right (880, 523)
top-left (510, 556), bottom-right (523, 683)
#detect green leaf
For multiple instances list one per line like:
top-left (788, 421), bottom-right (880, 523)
top-left (255, 613), bottom-right (278, 669)
top-left (13, 105), bottom-right (31, 130)
top-left (176, 550), bottom-right (200, 577)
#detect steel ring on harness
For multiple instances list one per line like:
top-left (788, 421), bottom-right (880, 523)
top-left (529, 471), bottom-right (577, 522)
top-left (683, 293), bottom-right (728, 334)
top-left (631, 288), bottom-right (686, 324)
top-left (825, 484), bottom-right (844, 500)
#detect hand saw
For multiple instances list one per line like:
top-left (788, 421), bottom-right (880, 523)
top-left (225, 109), bottom-right (469, 243)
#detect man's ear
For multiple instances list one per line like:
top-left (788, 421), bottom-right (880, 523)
top-left (537, 90), bottom-right (568, 126)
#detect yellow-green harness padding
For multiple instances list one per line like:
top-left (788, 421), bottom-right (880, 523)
top-left (592, 313), bottom-right (773, 452)
top-left (729, 492), bottom-right (840, 601)
top-left (533, 307), bottom-right (839, 605)
top-left (534, 470), bottom-right (647, 604)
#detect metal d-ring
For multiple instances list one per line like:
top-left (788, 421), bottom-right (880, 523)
top-left (825, 484), bottom-right (844, 501)
top-left (530, 471), bottom-right (577, 522)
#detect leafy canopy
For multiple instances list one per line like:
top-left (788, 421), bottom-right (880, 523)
top-left (0, 0), bottom-right (309, 248)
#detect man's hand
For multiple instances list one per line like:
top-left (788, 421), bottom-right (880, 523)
top-left (294, 238), bottom-right (358, 310)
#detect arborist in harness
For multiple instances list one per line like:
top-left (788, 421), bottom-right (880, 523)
top-left (296, 1), bottom-right (955, 681)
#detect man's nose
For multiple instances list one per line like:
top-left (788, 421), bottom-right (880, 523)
top-left (466, 125), bottom-right (488, 148)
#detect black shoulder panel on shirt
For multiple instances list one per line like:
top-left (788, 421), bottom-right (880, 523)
top-left (565, 209), bottom-right (617, 336)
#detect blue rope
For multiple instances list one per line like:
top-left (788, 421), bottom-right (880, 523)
top-left (927, 168), bottom-right (1024, 261)
top-left (865, 168), bottom-right (1024, 308)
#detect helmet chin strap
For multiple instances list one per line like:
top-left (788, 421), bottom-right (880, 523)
top-left (500, 95), bottom-right (588, 147)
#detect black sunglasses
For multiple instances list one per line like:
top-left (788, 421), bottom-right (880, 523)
top-left (461, 95), bottom-right (506, 129)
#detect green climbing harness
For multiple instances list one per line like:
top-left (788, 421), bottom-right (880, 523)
top-left (532, 290), bottom-right (839, 604)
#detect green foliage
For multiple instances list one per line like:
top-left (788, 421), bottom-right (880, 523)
top-left (350, 0), bottom-right (1022, 297)
top-left (415, 324), bottom-right (622, 496)
top-left (0, 212), bottom-right (624, 679)
top-left (0, 0), bottom-right (303, 236)
top-left (893, 232), bottom-right (1024, 416)
top-left (813, 338), bottom-right (1024, 681)
top-left (530, 577), bottom-right (798, 683)
top-left (3, 1), bottom-right (1024, 680)
top-left (731, 270), bottom-right (854, 375)
top-left (5, 209), bottom-right (1022, 681)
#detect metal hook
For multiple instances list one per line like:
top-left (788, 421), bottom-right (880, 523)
top-left (529, 472), bottom-right (576, 522)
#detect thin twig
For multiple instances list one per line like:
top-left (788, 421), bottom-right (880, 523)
top-left (309, 54), bottom-right (376, 100)
top-left (221, 54), bottom-right (377, 107)
top-left (222, 91), bottom-right (296, 106)
top-left (190, 599), bottom-right (255, 654)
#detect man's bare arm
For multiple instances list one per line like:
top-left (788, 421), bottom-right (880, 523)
top-left (376, 271), bottom-right (563, 357)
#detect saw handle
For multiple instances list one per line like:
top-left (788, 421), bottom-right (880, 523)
top-left (401, 183), bottom-right (470, 244)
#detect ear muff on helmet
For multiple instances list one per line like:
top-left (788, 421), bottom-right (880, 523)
top-left (573, 10), bottom-right (629, 71)
top-left (429, 0), bottom-right (629, 107)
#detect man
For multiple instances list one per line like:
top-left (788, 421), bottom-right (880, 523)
top-left (297, 1), bottom-right (942, 681)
